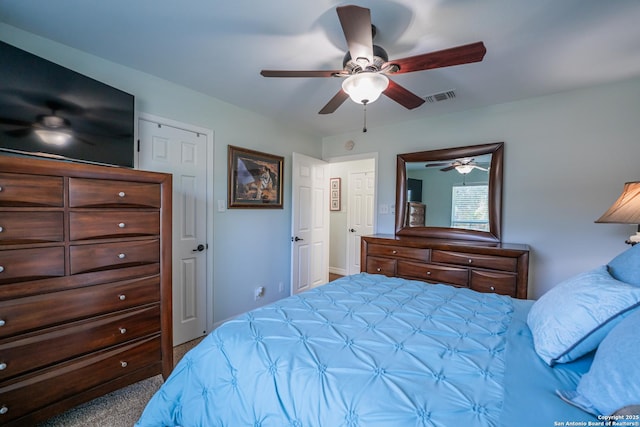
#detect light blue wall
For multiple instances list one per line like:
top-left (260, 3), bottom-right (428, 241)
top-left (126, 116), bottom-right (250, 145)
top-left (0, 24), bottom-right (323, 325)
top-left (322, 77), bottom-right (640, 298)
top-left (4, 23), bottom-right (640, 308)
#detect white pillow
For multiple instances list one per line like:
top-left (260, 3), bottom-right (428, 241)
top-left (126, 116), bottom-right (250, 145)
top-left (527, 265), bottom-right (640, 365)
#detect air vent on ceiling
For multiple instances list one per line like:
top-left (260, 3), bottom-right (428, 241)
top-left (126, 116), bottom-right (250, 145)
top-left (424, 90), bottom-right (456, 103)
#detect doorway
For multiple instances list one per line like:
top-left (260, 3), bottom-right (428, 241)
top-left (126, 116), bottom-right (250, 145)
top-left (328, 156), bottom-right (377, 279)
top-left (290, 153), bottom-right (377, 292)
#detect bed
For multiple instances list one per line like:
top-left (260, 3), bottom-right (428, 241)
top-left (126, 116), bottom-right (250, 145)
top-left (136, 271), bottom-right (639, 426)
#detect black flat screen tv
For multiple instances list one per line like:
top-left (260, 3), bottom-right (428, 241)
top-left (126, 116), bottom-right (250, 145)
top-left (0, 41), bottom-right (135, 168)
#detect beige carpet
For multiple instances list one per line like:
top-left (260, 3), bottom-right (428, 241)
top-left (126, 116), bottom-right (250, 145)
top-left (38, 337), bottom-right (203, 427)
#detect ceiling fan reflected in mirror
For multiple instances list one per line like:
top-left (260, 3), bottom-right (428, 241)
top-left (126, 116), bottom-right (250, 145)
top-left (260, 4), bottom-right (487, 123)
top-left (425, 158), bottom-right (489, 174)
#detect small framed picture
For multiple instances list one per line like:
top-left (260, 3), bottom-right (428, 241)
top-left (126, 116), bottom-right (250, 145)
top-left (330, 177), bottom-right (341, 211)
top-left (228, 145), bottom-right (284, 208)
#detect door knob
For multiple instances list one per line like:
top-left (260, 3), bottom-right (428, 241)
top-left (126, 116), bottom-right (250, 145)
top-left (192, 244), bottom-right (206, 252)
top-left (349, 228), bottom-right (356, 232)
top-left (292, 236), bottom-right (304, 242)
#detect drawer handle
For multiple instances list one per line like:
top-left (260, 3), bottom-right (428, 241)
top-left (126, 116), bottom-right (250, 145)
top-left (118, 222), bottom-right (126, 228)
top-left (120, 361), bottom-right (128, 368)
top-left (118, 253), bottom-right (126, 259)
top-left (118, 294), bottom-right (126, 301)
top-left (376, 268), bottom-right (381, 272)
top-left (490, 286), bottom-right (496, 291)
top-left (118, 191), bottom-right (126, 198)
top-left (0, 226), bottom-right (3, 233)
top-left (0, 266), bottom-right (4, 273)
top-left (392, 250), bottom-right (397, 254)
top-left (0, 319), bottom-right (5, 327)
top-left (468, 259), bottom-right (473, 264)
top-left (0, 363), bottom-right (6, 370)
top-left (426, 271), bottom-right (431, 276)
top-left (119, 327), bottom-right (127, 334)
top-left (0, 406), bottom-right (7, 415)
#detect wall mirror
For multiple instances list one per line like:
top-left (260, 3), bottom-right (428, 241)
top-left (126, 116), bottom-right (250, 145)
top-left (395, 142), bottom-right (503, 242)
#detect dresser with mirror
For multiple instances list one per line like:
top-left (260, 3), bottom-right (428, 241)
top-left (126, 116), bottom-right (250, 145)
top-left (361, 142), bottom-right (530, 299)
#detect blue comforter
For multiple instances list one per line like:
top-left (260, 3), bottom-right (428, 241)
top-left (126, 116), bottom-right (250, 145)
top-left (136, 273), bottom-right (596, 426)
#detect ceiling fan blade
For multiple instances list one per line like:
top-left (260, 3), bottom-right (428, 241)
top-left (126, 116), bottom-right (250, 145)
top-left (74, 135), bottom-right (96, 146)
top-left (5, 128), bottom-right (32, 137)
top-left (425, 162), bottom-right (450, 167)
top-left (385, 41), bottom-right (486, 75)
top-left (440, 165), bottom-right (456, 172)
top-left (318, 90), bottom-right (349, 115)
top-left (383, 80), bottom-right (425, 110)
top-left (336, 5), bottom-right (373, 63)
top-left (0, 117), bottom-right (32, 127)
top-left (260, 70), bottom-right (344, 78)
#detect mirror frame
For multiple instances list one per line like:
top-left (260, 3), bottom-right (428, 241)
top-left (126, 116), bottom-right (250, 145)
top-left (395, 142), bottom-right (504, 242)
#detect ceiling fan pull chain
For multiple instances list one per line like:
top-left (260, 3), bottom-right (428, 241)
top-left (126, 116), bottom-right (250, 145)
top-left (362, 100), bottom-right (368, 133)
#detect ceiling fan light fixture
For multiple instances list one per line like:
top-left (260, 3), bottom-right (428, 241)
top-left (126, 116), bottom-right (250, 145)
top-left (342, 72), bottom-right (389, 105)
top-left (455, 164), bottom-right (475, 174)
top-left (34, 129), bottom-right (72, 146)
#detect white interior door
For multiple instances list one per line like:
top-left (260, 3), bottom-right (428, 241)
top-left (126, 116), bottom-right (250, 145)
top-left (291, 153), bottom-right (329, 294)
top-left (347, 171), bottom-right (375, 275)
top-left (138, 117), bottom-right (210, 346)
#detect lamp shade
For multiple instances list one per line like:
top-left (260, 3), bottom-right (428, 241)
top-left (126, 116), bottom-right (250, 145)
top-left (342, 72), bottom-right (389, 104)
top-left (596, 182), bottom-right (640, 224)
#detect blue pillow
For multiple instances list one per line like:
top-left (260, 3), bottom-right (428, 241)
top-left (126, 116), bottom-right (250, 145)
top-left (527, 265), bottom-right (640, 365)
top-left (557, 308), bottom-right (640, 415)
top-left (608, 243), bottom-right (640, 287)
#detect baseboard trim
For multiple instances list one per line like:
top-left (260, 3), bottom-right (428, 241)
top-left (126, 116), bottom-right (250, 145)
top-left (329, 266), bottom-right (347, 276)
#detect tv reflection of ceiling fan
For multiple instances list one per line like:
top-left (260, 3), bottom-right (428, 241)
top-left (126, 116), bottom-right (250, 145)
top-left (425, 158), bottom-right (489, 174)
top-left (0, 99), bottom-right (97, 146)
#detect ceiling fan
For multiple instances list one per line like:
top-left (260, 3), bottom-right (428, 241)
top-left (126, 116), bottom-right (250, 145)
top-left (1, 107), bottom-right (93, 146)
top-left (260, 5), bottom-right (487, 118)
top-left (425, 158), bottom-right (488, 174)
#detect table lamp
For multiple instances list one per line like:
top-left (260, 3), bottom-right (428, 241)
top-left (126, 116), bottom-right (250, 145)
top-left (596, 181), bottom-right (640, 244)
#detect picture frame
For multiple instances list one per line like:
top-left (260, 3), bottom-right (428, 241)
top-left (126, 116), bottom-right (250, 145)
top-left (228, 145), bottom-right (284, 209)
top-left (330, 177), bottom-right (341, 211)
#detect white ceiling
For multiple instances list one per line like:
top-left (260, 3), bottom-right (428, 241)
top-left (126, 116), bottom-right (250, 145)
top-left (2, 0), bottom-right (640, 137)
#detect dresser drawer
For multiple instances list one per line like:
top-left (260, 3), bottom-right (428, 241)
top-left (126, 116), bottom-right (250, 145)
top-left (69, 211), bottom-right (160, 241)
top-left (70, 239), bottom-right (159, 275)
top-left (397, 260), bottom-right (469, 287)
top-left (431, 250), bottom-right (517, 272)
top-left (366, 257), bottom-right (396, 276)
top-left (0, 335), bottom-right (161, 424)
top-left (0, 173), bottom-right (63, 207)
top-left (367, 243), bottom-right (429, 262)
top-left (0, 247), bottom-right (65, 284)
top-left (470, 270), bottom-right (517, 297)
top-left (0, 304), bottom-right (160, 381)
top-left (69, 178), bottom-right (161, 208)
top-left (0, 275), bottom-right (160, 338)
top-left (0, 212), bottom-right (64, 244)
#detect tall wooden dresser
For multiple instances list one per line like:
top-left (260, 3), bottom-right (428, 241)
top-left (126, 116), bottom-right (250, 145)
top-left (361, 234), bottom-right (529, 299)
top-left (0, 156), bottom-right (172, 426)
